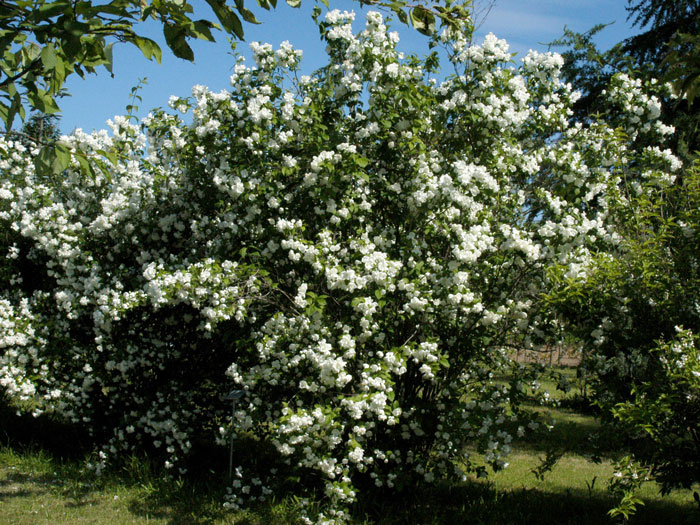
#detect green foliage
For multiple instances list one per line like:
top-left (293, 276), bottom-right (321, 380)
top-left (531, 448), bottom-right (565, 483)
top-left (0, 0), bottom-right (189, 130)
top-left (125, 77), bottom-right (148, 121)
top-left (17, 111), bottom-right (60, 145)
top-left (550, 158), bottom-right (700, 517)
top-left (625, 0), bottom-right (700, 65)
top-left (607, 455), bottom-right (648, 521)
top-left (664, 30), bottom-right (700, 105)
top-left (612, 329), bottom-right (700, 494)
top-left (548, 25), bottom-right (636, 123)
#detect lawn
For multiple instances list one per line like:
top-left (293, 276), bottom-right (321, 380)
top-left (1, 368), bottom-right (698, 524)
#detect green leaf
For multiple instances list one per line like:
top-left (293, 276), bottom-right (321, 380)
top-left (286, 0), bottom-right (301, 7)
top-left (40, 44), bottom-right (58, 70)
top-left (192, 20), bottom-right (217, 42)
top-left (75, 151), bottom-right (95, 179)
top-left (205, 0), bottom-right (245, 40)
top-left (27, 88), bottom-right (60, 114)
top-left (54, 144), bottom-right (71, 169)
top-left (73, 63), bottom-right (85, 78)
top-left (397, 9), bottom-right (408, 25)
top-left (0, 101), bottom-right (11, 131)
top-left (235, 0), bottom-right (260, 24)
top-left (61, 33), bottom-right (82, 61)
top-left (409, 6), bottom-right (436, 36)
top-left (227, 12), bottom-right (245, 40)
top-left (133, 36), bottom-right (162, 63)
top-left (97, 149), bottom-right (118, 166)
top-left (62, 20), bottom-right (91, 38)
top-left (19, 42), bottom-right (41, 64)
top-left (35, 144), bottom-right (71, 176)
top-left (237, 7), bottom-right (261, 24)
top-left (34, 1), bottom-right (71, 19)
top-left (51, 50), bottom-right (66, 83)
top-left (409, 8), bottom-right (424, 30)
top-left (355, 156), bottom-right (370, 168)
top-left (104, 43), bottom-right (114, 74)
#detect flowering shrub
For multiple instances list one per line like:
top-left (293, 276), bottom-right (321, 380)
top-left (0, 9), bottom-right (681, 523)
top-left (547, 122), bottom-right (692, 414)
top-left (612, 328), bottom-right (700, 494)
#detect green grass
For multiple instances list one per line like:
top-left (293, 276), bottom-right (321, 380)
top-left (1, 369), bottom-right (699, 524)
top-left (1, 447), bottom-right (220, 524)
top-left (478, 451), bottom-right (697, 524)
top-left (0, 446), bottom-right (308, 524)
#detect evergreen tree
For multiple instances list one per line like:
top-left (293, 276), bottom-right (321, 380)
top-left (552, 0), bottom-right (700, 158)
top-left (19, 113), bottom-right (61, 147)
top-left (624, 0), bottom-right (700, 64)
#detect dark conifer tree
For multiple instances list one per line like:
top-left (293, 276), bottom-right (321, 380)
top-left (553, 0), bottom-right (700, 158)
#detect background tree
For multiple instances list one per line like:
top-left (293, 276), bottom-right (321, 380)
top-left (625, 0), bottom-right (700, 64)
top-left (17, 112), bottom-right (60, 146)
top-left (664, 29), bottom-right (700, 105)
top-left (552, 0), bottom-right (700, 157)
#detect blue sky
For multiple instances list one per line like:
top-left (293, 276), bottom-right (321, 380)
top-left (58, 0), bottom-right (639, 133)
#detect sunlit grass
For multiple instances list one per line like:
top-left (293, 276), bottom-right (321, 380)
top-left (0, 446), bottom-right (308, 524)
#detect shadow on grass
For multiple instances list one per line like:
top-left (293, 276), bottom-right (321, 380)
top-left (0, 482), bottom-right (36, 500)
top-left (120, 465), bottom-right (240, 525)
top-left (507, 401), bottom-right (627, 462)
top-left (354, 480), bottom-right (700, 525)
top-left (1, 444), bottom-right (697, 525)
top-left (521, 416), bottom-right (618, 457)
top-left (1, 469), bottom-right (57, 486)
top-left (126, 488), bottom-right (303, 525)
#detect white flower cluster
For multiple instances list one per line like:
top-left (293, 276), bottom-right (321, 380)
top-left (605, 73), bottom-right (677, 140)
